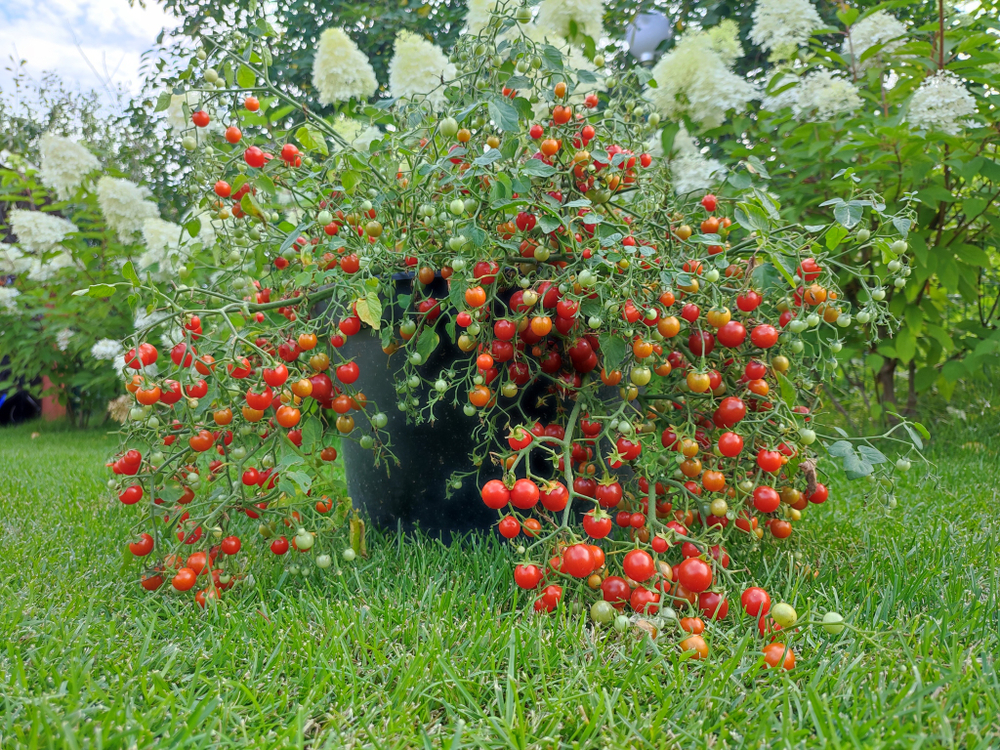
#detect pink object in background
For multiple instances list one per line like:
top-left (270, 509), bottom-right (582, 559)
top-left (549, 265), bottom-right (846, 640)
top-left (40, 376), bottom-right (66, 421)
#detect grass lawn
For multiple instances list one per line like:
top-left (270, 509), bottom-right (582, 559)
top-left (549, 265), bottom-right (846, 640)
top-left (1, 415), bottom-right (999, 749)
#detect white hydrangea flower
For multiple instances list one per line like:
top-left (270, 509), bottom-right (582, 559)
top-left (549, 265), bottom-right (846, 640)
top-left (669, 126), bottom-right (725, 195)
top-left (312, 28), bottom-right (379, 106)
top-left (38, 134), bottom-right (100, 199)
top-left (9, 209), bottom-right (77, 252)
top-left (27, 251), bottom-right (78, 282)
top-left (138, 218), bottom-right (190, 281)
top-left (761, 69), bottom-right (803, 112)
top-left (134, 308), bottom-right (170, 331)
top-left (97, 176), bottom-right (160, 242)
top-left (750, 0), bottom-right (823, 58)
top-left (795, 69), bottom-right (863, 120)
top-left (55, 328), bottom-right (75, 352)
top-left (165, 92), bottom-right (201, 131)
top-left (0, 286), bottom-right (20, 313)
top-left (648, 28), bottom-right (758, 129)
top-left (112, 353), bottom-right (128, 380)
top-left (388, 31), bottom-right (457, 110)
top-left (0, 244), bottom-right (33, 274)
top-left (510, 24), bottom-right (604, 120)
top-left (465, 0), bottom-right (504, 33)
top-left (907, 71), bottom-right (977, 136)
top-left (91, 338), bottom-right (123, 360)
top-left (707, 21), bottom-right (744, 67)
top-left (842, 11), bottom-right (907, 71)
top-left (160, 325), bottom-right (185, 349)
top-left (332, 118), bottom-right (382, 151)
top-left (536, 0), bottom-right (604, 41)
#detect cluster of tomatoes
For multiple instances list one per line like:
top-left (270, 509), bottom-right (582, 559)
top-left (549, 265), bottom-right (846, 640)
top-left (106, 15), bottom-right (904, 653)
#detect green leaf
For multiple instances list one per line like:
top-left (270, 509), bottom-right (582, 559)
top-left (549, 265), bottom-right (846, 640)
top-left (827, 441), bottom-right (854, 458)
top-left (825, 225), bottom-right (848, 250)
top-left (843, 452), bottom-right (874, 480)
top-left (356, 291), bottom-right (382, 331)
top-left (538, 215), bottom-right (561, 234)
top-left (735, 203), bottom-right (770, 232)
top-left (341, 170), bottom-right (361, 195)
top-left (474, 149), bottom-right (502, 167)
top-left (520, 159), bottom-right (557, 178)
top-left (892, 216), bottom-right (911, 238)
top-left (122, 261), bottom-right (140, 287)
top-left (894, 327), bottom-right (916, 364)
top-left (857, 445), bottom-right (888, 465)
top-left (487, 97), bottom-right (520, 132)
top-left (903, 422), bottom-right (930, 451)
top-left (237, 64), bottom-right (257, 88)
top-left (301, 418), bottom-right (323, 452)
top-left (415, 331), bottom-right (440, 363)
top-left (154, 92), bottom-right (173, 113)
top-left (774, 370), bottom-right (796, 408)
top-left (834, 202), bottom-right (863, 228)
top-left (295, 125), bottom-right (328, 156)
top-left (598, 335), bottom-right (627, 370)
top-left (72, 283), bottom-right (119, 298)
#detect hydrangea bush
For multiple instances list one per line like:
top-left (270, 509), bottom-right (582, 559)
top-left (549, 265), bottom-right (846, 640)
top-left (0, 135), bottom-right (216, 423)
top-left (97, 0), bottom-right (928, 663)
top-left (659, 0), bottom-right (1000, 410)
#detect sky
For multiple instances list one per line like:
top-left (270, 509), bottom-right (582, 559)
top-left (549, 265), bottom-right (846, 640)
top-left (0, 0), bottom-right (177, 99)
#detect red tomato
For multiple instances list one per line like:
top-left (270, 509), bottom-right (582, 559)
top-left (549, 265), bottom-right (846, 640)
top-left (622, 549), bottom-right (655, 582)
top-left (741, 587), bottom-right (771, 617)
top-left (675, 557), bottom-right (713, 593)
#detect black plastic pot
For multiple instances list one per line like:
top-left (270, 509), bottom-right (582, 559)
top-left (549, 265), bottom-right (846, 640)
top-left (334, 275), bottom-right (557, 537)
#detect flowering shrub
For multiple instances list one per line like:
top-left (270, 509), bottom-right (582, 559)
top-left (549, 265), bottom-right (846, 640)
top-left (0, 136), bottom-right (213, 423)
top-left (657, 0), bottom-right (1000, 410)
top-left (97, 2), bottom-right (928, 660)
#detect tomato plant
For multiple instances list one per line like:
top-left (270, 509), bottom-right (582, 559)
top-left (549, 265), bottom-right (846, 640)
top-left (97, 4), bottom-right (923, 672)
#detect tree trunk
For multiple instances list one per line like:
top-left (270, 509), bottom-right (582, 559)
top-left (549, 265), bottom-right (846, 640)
top-left (905, 360), bottom-right (917, 416)
top-left (877, 357), bottom-right (898, 422)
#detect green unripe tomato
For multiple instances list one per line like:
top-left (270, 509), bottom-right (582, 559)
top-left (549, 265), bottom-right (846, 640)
top-left (798, 428), bottom-right (817, 445)
top-left (590, 600), bottom-right (615, 624)
top-left (891, 240), bottom-right (907, 254)
top-left (588, 316), bottom-right (602, 329)
top-left (856, 228), bottom-right (871, 242)
top-left (771, 602), bottom-right (797, 628)
top-left (342, 547), bottom-right (357, 562)
top-left (372, 412), bottom-right (389, 429)
top-left (822, 611), bottom-right (845, 635)
top-left (648, 112), bottom-right (660, 127)
top-left (434, 379), bottom-right (448, 393)
top-left (896, 458), bottom-right (911, 472)
top-left (704, 268), bottom-right (720, 283)
top-left (317, 210), bottom-right (333, 225)
top-left (449, 198), bottom-right (465, 216)
top-left (204, 68), bottom-right (219, 83)
top-left (887, 259), bottom-right (902, 273)
top-left (613, 614), bottom-right (630, 631)
top-left (463, 404), bottom-right (476, 416)
top-left (409, 352), bottom-right (423, 366)
top-left (630, 366), bottom-right (652, 386)
top-left (294, 530), bottom-right (315, 551)
top-left (593, 54), bottom-right (605, 67)
top-left (515, 5), bottom-right (532, 22)
top-left (182, 136), bottom-right (197, 151)
top-left (316, 554), bottom-right (332, 569)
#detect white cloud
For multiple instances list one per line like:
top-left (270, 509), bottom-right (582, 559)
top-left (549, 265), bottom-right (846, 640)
top-left (0, 0), bottom-right (177, 98)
